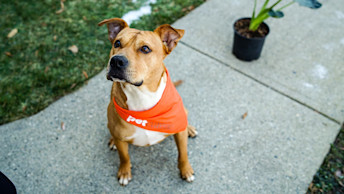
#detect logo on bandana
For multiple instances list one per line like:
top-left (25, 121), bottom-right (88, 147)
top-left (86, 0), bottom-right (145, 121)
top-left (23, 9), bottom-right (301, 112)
top-left (126, 115), bottom-right (148, 127)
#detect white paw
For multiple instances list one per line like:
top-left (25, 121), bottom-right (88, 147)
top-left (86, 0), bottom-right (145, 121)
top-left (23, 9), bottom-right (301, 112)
top-left (109, 144), bottom-right (117, 150)
top-left (108, 137), bottom-right (117, 150)
top-left (187, 125), bottom-right (198, 138)
top-left (186, 175), bottom-right (195, 182)
top-left (119, 176), bottom-right (131, 186)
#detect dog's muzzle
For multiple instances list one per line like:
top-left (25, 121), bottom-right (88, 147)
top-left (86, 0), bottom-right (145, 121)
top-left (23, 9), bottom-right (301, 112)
top-left (107, 55), bottom-right (143, 86)
top-left (107, 55), bottom-right (129, 81)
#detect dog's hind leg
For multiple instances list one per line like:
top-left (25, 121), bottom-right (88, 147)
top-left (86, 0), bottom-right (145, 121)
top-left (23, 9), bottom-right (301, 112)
top-left (108, 136), bottom-right (117, 150)
top-left (187, 125), bottom-right (197, 138)
top-left (183, 107), bottom-right (197, 138)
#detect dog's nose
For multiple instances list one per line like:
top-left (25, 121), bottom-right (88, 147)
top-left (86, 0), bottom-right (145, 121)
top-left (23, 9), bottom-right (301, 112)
top-left (110, 56), bottom-right (129, 69)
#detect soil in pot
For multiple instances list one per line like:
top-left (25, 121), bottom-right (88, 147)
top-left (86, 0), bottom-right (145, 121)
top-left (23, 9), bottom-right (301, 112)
top-left (234, 18), bottom-right (269, 38)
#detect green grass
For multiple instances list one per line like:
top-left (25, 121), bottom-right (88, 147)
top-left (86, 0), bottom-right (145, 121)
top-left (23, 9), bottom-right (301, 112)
top-left (0, 0), bottom-right (205, 124)
top-left (308, 124), bottom-right (344, 194)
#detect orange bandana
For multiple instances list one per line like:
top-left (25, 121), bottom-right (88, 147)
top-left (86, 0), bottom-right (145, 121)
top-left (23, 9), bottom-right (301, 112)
top-left (113, 68), bottom-right (187, 134)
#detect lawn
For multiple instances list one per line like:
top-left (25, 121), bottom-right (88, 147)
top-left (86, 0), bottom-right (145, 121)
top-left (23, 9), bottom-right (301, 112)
top-left (308, 124), bottom-right (344, 193)
top-left (0, 0), bottom-right (205, 124)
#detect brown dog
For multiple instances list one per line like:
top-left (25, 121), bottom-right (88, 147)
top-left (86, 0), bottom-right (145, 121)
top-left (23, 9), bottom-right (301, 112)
top-left (98, 18), bottom-right (197, 186)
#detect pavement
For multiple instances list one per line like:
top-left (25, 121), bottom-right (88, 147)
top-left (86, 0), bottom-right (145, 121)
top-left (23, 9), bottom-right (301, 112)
top-left (1, 0), bottom-right (343, 193)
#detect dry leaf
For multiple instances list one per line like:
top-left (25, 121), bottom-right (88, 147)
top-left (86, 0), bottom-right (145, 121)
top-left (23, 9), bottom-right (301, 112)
top-left (61, 122), bottom-right (66, 131)
top-left (242, 112), bottom-right (248, 119)
top-left (56, 0), bottom-right (65, 14)
top-left (83, 16), bottom-right (87, 21)
top-left (35, 50), bottom-right (39, 57)
top-left (188, 5), bottom-right (195, 11)
top-left (173, 80), bottom-right (183, 87)
top-left (308, 183), bottom-right (314, 192)
top-left (338, 180), bottom-right (344, 187)
top-left (68, 45), bottom-right (78, 54)
top-left (5, 52), bottom-right (12, 57)
top-left (7, 28), bottom-right (18, 38)
top-left (82, 71), bottom-right (88, 79)
top-left (44, 66), bottom-right (50, 73)
top-left (70, 83), bottom-right (77, 89)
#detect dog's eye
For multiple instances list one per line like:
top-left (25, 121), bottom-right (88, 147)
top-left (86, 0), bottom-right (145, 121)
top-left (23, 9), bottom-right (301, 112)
top-left (140, 46), bottom-right (151, 54)
top-left (114, 40), bottom-right (121, 48)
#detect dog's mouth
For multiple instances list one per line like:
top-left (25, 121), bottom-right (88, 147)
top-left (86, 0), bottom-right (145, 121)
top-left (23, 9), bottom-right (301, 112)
top-left (106, 74), bottom-right (143, 87)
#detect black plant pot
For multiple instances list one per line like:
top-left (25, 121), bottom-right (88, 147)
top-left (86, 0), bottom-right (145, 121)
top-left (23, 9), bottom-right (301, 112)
top-left (232, 18), bottom-right (269, 61)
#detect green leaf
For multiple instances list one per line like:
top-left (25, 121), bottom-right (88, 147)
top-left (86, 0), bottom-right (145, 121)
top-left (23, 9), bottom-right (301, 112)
top-left (268, 10), bottom-right (284, 18)
top-left (293, 0), bottom-right (322, 9)
top-left (252, 0), bottom-right (257, 20)
top-left (249, 9), bottom-right (270, 31)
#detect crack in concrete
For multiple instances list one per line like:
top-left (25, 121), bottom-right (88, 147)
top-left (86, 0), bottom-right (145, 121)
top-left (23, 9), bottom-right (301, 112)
top-left (180, 41), bottom-right (341, 125)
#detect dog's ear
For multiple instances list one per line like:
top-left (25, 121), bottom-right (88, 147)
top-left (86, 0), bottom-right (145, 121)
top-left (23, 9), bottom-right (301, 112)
top-left (98, 18), bottom-right (129, 43)
top-left (154, 24), bottom-right (185, 54)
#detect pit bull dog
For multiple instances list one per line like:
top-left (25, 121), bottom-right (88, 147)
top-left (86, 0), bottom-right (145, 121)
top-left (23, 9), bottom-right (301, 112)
top-left (98, 18), bottom-right (197, 186)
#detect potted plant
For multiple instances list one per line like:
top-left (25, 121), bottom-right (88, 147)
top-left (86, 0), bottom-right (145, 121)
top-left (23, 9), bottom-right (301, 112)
top-left (232, 0), bottom-right (322, 61)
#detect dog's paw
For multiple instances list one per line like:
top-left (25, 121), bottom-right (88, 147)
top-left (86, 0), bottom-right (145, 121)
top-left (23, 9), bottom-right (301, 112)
top-left (187, 125), bottom-right (197, 138)
top-left (117, 164), bottom-right (132, 186)
top-left (186, 174), bottom-right (195, 182)
top-left (108, 137), bottom-right (117, 150)
top-left (179, 162), bottom-right (195, 183)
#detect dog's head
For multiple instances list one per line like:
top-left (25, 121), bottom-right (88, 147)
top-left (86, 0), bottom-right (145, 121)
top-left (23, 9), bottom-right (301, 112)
top-left (98, 18), bottom-right (184, 87)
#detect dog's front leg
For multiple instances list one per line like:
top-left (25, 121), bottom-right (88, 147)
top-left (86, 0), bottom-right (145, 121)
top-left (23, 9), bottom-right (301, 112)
top-left (174, 129), bottom-right (195, 182)
top-left (113, 139), bottom-right (132, 186)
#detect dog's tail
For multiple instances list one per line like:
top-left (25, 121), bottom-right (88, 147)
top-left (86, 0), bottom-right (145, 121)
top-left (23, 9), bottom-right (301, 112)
top-left (173, 80), bottom-right (183, 87)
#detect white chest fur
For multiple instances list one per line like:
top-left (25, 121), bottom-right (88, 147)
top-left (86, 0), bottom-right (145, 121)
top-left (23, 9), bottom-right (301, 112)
top-left (121, 73), bottom-right (169, 146)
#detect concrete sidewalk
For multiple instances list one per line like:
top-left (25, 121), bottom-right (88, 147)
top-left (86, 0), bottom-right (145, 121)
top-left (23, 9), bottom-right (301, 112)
top-left (1, 0), bottom-right (343, 193)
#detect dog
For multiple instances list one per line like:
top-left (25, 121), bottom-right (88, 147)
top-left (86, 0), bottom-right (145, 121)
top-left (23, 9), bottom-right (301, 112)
top-left (98, 18), bottom-right (197, 186)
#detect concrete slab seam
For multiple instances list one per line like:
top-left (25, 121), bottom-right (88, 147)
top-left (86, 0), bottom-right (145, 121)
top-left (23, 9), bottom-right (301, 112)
top-left (180, 41), bottom-right (341, 125)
